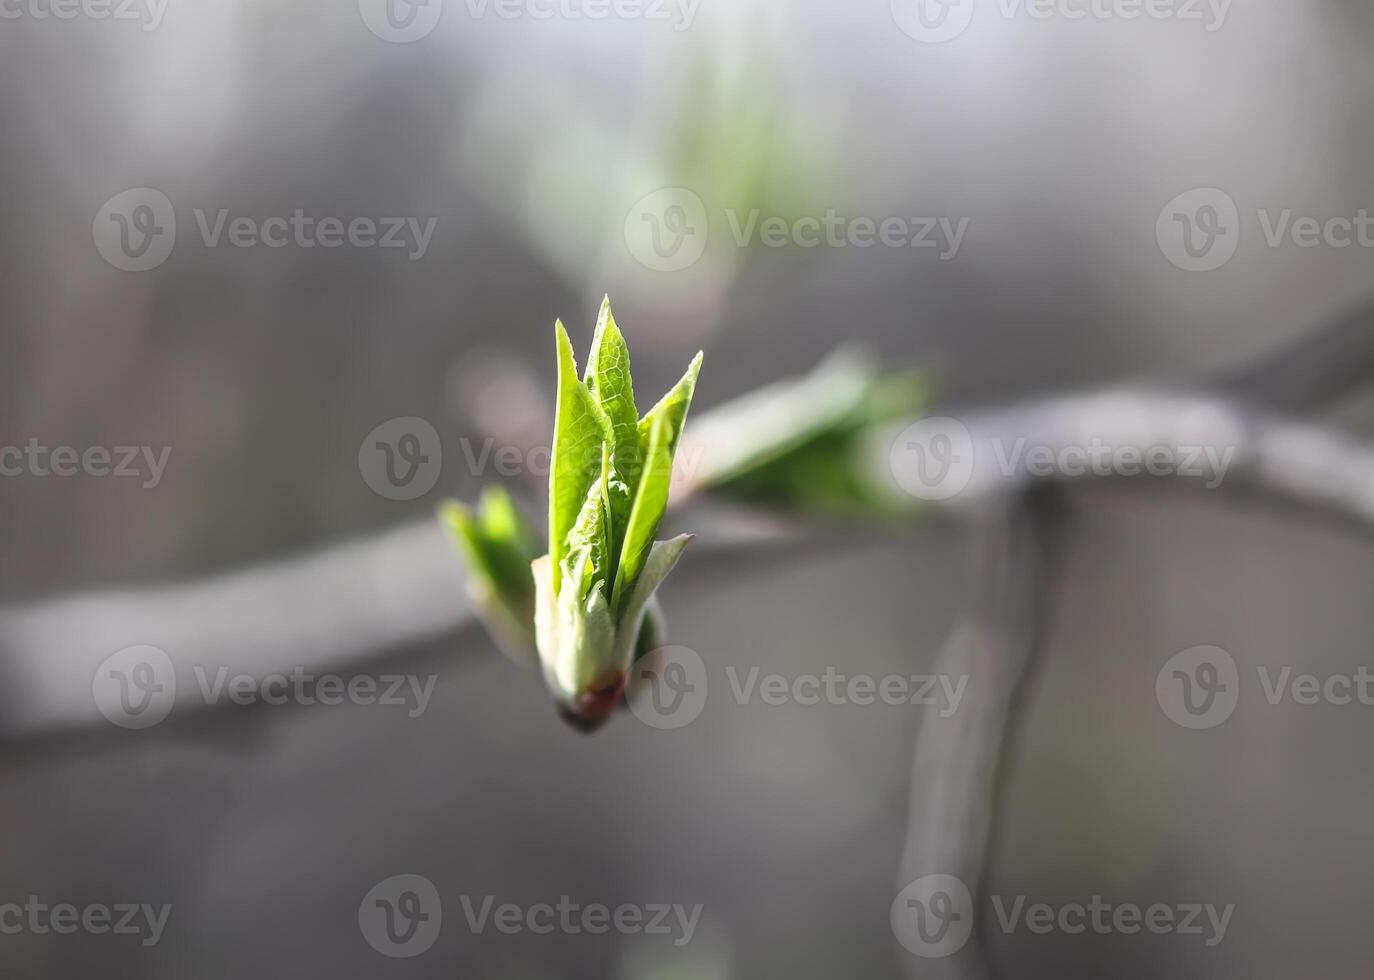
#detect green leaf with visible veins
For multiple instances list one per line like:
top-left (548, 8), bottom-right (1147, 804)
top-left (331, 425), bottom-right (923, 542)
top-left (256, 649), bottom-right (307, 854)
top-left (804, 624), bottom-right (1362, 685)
top-left (563, 445), bottom-right (613, 601)
top-left (582, 296), bottom-right (639, 587)
top-left (549, 320), bottom-right (610, 594)
top-left (612, 351), bottom-right (702, 612)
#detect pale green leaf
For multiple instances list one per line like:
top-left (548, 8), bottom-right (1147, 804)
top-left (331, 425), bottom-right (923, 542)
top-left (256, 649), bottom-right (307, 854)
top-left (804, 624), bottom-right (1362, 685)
top-left (611, 534), bottom-right (693, 667)
top-left (584, 296), bottom-right (639, 435)
top-left (538, 548), bottom-right (618, 702)
top-left (582, 296), bottom-right (640, 583)
top-left (549, 320), bottom-right (610, 594)
top-left (611, 352), bottom-right (701, 611)
top-left (439, 488), bottom-right (541, 662)
top-left (562, 445), bottom-right (612, 601)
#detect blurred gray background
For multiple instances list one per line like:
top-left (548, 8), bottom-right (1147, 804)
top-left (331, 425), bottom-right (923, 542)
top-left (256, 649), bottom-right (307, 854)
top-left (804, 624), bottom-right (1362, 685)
top-left (2, 0), bottom-right (1373, 976)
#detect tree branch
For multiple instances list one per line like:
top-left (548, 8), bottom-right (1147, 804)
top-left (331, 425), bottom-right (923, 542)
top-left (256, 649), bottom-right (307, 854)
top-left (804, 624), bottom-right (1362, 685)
top-left (892, 301), bottom-right (1374, 976)
top-left (879, 388), bottom-right (1374, 530)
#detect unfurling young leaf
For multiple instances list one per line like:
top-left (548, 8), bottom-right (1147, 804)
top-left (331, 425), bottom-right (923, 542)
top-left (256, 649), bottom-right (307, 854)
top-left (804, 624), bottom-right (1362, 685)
top-left (439, 486), bottom-right (542, 662)
top-left (532, 300), bottom-right (703, 731)
top-left (549, 319), bottom-right (612, 595)
top-left (441, 313), bottom-right (935, 731)
top-left (583, 297), bottom-right (640, 584)
top-left (614, 351), bottom-right (702, 613)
